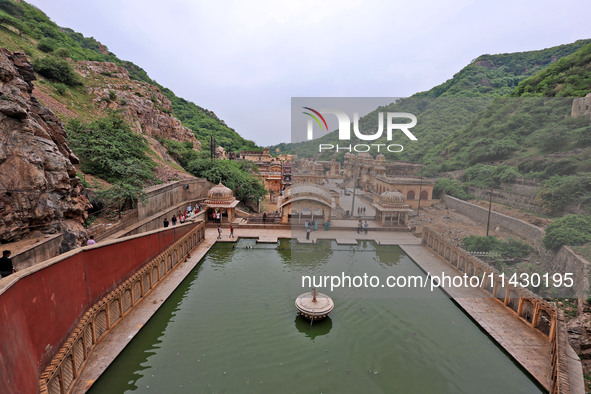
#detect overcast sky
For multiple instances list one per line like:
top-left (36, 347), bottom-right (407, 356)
top-left (27, 0), bottom-right (591, 146)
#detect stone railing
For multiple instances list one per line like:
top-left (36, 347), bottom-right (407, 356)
top-left (38, 222), bottom-right (206, 394)
top-left (422, 227), bottom-right (570, 394)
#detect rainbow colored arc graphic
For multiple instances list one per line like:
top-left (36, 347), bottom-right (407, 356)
top-left (302, 107), bottom-right (328, 131)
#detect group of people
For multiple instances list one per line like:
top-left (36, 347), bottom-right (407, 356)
top-left (217, 224), bottom-right (234, 239)
top-left (163, 204), bottom-right (201, 228)
top-left (357, 220), bottom-right (369, 234)
top-left (357, 207), bottom-right (367, 215)
top-left (212, 211), bottom-right (222, 223)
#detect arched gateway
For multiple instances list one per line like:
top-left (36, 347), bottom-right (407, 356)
top-left (277, 183), bottom-right (335, 224)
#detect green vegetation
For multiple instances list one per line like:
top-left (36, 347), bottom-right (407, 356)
top-left (0, 0), bottom-right (255, 153)
top-left (542, 215), bottom-right (591, 250)
top-left (67, 113), bottom-right (154, 214)
top-left (536, 175), bottom-right (591, 213)
top-left (423, 97), bottom-right (591, 175)
top-left (186, 159), bottom-right (266, 203)
top-left (32, 55), bottom-right (80, 86)
top-left (463, 235), bottom-right (533, 259)
top-left (463, 164), bottom-right (521, 188)
top-left (66, 113), bottom-right (155, 185)
top-left (271, 39), bottom-right (591, 161)
top-left (433, 178), bottom-right (471, 200)
top-left (96, 182), bottom-right (147, 218)
top-left (513, 42), bottom-right (591, 97)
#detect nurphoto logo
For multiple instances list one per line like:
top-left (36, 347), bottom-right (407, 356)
top-left (302, 107), bottom-right (418, 153)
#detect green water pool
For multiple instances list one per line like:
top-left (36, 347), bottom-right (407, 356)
top-left (89, 239), bottom-right (543, 393)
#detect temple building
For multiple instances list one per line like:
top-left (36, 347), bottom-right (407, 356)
top-left (237, 148), bottom-right (294, 202)
top-left (203, 182), bottom-right (239, 223)
top-left (343, 153), bottom-right (436, 209)
top-left (372, 190), bottom-right (411, 226)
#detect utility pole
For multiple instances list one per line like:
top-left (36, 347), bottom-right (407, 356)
top-left (350, 154), bottom-right (359, 217)
top-left (486, 185), bottom-right (493, 236)
top-left (210, 136), bottom-right (214, 160)
top-left (417, 177), bottom-right (423, 217)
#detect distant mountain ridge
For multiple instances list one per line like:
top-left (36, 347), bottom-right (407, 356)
top-left (0, 0), bottom-right (259, 156)
top-left (270, 39), bottom-right (591, 163)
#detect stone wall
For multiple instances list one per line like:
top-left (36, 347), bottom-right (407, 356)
top-left (138, 178), bottom-right (212, 220)
top-left (468, 179), bottom-right (543, 213)
top-left (571, 94), bottom-right (591, 120)
top-left (441, 194), bottom-right (545, 247)
top-left (441, 194), bottom-right (590, 298)
top-left (0, 223), bottom-right (200, 394)
top-left (11, 234), bottom-right (63, 270)
top-left (122, 201), bottom-right (206, 237)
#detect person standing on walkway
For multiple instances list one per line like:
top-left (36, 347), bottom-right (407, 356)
top-left (230, 224), bottom-right (234, 238)
top-left (0, 250), bottom-right (15, 278)
top-left (357, 220), bottom-right (362, 234)
top-left (364, 221), bottom-right (368, 234)
top-left (306, 227), bottom-right (311, 240)
top-left (163, 218), bottom-right (169, 227)
top-left (217, 225), bottom-right (222, 239)
top-left (171, 215), bottom-right (177, 226)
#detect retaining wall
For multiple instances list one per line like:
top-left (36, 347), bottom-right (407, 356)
top-left (138, 179), bottom-right (212, 220)
top-left (441, 194), bottom-right (590, 298)
top-left (441, 194), bottom-right (545, 247)
top-left (0, 223), bottom-right (199, 394)
top-left (11, 234), bottom-right (63, 270)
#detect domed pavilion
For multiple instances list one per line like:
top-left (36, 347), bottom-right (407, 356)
top-left (371, 190), bottom-right (410, 226)
top-left (203, 182), bottom-right (239, 223)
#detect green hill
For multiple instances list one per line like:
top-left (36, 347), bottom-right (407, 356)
top-left (0, 0), bottom-right (258, 152)
top-left (512, 41), bottom-right (591, 97)
top-left (272, 39), bottom-right (591, 162)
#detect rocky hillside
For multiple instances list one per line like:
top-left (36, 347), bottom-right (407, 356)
top-left (33, 59), bottom-right (201, 181)
top-left (271, 39), bottom-right (591, 161)
top-left (0, 48), bottom-right (89, 246)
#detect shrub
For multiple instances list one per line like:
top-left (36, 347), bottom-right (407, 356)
top-left (464, 235), bottom-right (502, 252)
top-left (37, 37), bottom-right (57, 53)
top-left (536, 175), bottom-right (591, 213)
top-left (543, 215), bottom-right (591, 250)
top-left (433, 178), bottom-right (471, 200)
top-left (32, 55), bottom-right (80, 86)
top-left (66, 113), bottom-right (154, 184)
top-left (463, 236), bottom-right (534, 258)
top-left (53, 47), bottom-right (71, 58)
top-left (53, 83), bottom-right (67, 95)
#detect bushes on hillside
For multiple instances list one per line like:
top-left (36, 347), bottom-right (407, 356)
top-left (463, 164), bottom-right (521, 188)
top-left (536, 175), bottom-right (591, 213)
top-left (66, 113), bottom-right (154, 185)
top-left (463, 235), bottom-right (533, 258)
top-left (186, 159), bottom-right (266, 203)
top-left (542, 215), bottom-right (591, 250)
top-left (433, 178), bottom-right (471, 200)
top-left (32, 55), bottom-right (80, 86)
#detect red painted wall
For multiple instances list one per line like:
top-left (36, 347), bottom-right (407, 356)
top-left (0, 224), bottom-right (195, 394)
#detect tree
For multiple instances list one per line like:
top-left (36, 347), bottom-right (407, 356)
top-left (542, 215), bottom-right (591, 250)
top-left (186, 159), bottom-right (266, 203)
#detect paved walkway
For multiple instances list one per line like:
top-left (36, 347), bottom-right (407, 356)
top-left (72, 228), bottom-right (552, 392)
top-left (401, 244), bottom-right (552, 390)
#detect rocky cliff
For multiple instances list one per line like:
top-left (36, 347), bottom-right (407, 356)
top-left (76, 61), bottom-right (200, 149)
top-left (0, 49), bottom-right (89, 247)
